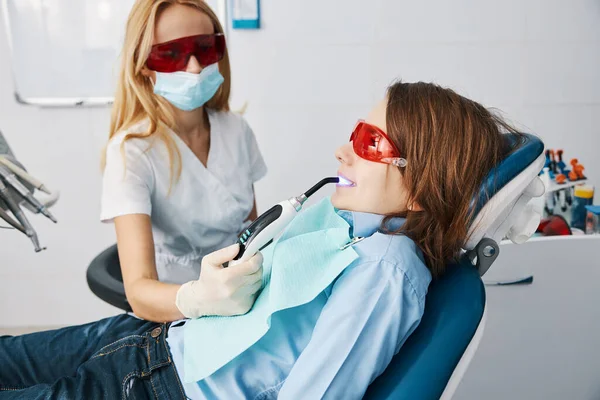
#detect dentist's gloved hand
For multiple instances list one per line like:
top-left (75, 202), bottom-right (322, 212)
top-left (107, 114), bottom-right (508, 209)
top-left (176, 244), bottom-right (264, 319)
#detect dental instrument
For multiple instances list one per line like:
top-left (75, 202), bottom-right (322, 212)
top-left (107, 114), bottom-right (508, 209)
top-left (0, 155), bottom-right (52, 194)
top-left (0, 204), bottom-right (25, 233)
top-left (0, 164), bottom-right (57, 223)
top-left (230, 177), bottom-right (348, 265)
top-left (0, 178), bottom-right (43, 251)
top-left (0, 129), bottom-right (58, 251)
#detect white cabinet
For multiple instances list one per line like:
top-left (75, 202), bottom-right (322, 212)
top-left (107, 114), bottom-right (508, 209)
top-left (455, 236), bottom-right (600, 400)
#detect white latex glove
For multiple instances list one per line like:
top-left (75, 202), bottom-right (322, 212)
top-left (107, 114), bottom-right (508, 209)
top-left (176, 243), bottom-right (264, 319)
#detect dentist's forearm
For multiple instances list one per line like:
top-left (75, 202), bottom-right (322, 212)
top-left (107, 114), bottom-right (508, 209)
top-left (126, 278), bottom-right (184, 322)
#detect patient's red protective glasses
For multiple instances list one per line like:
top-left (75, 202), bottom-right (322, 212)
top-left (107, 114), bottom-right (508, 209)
top-left (350, 120), bottom-right (407, 167)
top-left (146, 34), bottom-right (226, 73)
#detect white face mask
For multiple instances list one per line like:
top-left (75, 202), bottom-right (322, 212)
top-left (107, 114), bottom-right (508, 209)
top-left (153, 63), bottom-right (224, 111)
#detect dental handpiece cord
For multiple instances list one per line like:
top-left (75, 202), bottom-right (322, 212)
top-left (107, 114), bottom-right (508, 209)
top-left (0, 179), bottom-right (43, 251)
top-left (228, 177), bottom-right (341, 266)
top-left (0, 164), bottom-right (57, 223)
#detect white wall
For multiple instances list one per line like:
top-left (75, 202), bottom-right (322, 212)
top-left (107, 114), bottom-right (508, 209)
top-left (1, 0), bottom-right (599, 327)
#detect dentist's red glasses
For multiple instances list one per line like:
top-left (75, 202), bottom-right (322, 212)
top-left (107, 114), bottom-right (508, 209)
top-left (146, 34), bottom-right (226, 73)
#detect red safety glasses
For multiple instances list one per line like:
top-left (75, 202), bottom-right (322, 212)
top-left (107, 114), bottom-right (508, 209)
top-left (146, 34), bottom-right (226, 73)
top-left (350, 120), bottom-right (407, 167)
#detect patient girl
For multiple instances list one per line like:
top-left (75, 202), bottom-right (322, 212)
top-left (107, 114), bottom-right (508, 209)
top-left (0, 81), bottom-right (517, 399)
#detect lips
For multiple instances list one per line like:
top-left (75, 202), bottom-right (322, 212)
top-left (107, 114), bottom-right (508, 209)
top-left (337, 172), bottom-right (356, 187)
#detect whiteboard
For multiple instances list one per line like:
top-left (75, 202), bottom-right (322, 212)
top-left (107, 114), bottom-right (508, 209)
top-left (1, 0), bottom-right (227, 107)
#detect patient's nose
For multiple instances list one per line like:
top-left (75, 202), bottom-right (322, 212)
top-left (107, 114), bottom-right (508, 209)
top-left (335, 143), bottom-right (354, 165)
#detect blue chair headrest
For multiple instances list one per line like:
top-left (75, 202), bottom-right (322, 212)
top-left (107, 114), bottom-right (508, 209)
top-left (364, 258), bottom-right (485, 400)
top-left (473, 133), bottom-right (544, 214)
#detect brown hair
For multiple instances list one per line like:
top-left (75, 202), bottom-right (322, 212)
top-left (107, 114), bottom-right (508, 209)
top-left (383, 81), bottom-right (519, 277)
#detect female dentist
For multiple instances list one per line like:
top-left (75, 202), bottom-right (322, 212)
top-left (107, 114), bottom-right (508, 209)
top-left (101, 0), bottom-right (266, 322)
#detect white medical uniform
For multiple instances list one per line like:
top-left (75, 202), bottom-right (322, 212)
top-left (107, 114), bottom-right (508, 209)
top-left (100, 109), bottom-right (267, 284)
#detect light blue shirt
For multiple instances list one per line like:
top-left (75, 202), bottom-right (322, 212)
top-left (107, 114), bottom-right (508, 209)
top-left (167, 209), bottom-right (432, 399)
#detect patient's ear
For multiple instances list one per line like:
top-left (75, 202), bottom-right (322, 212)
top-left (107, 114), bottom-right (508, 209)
top-left (408, 202), bottom-right (423, 212)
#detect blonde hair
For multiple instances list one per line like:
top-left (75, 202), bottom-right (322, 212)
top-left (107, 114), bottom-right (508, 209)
top-left (103, 0), bottom-right (231, 186)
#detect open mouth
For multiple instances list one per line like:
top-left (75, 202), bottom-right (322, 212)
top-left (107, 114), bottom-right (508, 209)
top-left (337, 174), bottom-right (356, 187)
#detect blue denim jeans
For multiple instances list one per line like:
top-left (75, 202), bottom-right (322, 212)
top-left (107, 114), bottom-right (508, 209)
top-left (0, 314), bottom-right (187, 399)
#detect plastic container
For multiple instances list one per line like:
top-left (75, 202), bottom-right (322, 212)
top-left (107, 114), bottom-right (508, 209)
top-left (571, 185), bottom-right (594, 230)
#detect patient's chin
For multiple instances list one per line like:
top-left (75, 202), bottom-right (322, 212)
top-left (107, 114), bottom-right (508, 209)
top-left (331, 192), bottom-right (354, 211)
top-left (330, 192), bottom-right (344, 209)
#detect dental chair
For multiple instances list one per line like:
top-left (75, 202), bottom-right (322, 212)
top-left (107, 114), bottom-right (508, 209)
top-left (86, 133), bottom-right (545, 399)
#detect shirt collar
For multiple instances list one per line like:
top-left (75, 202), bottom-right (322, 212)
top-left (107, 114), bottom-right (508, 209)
top-left (336, 209), bottom-right (406, 237)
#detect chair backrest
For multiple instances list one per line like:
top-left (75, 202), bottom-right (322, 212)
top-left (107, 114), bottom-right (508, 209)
top-left (86, 244), bottom-right (132, 312)
top-left (364, 133), bottom-right (545, 400)
top-left (364, 258), bottom-right (485, 399)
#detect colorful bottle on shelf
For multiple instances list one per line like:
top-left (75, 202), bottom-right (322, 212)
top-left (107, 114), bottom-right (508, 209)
top-left (571, 185), bottom-right (594, 230)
